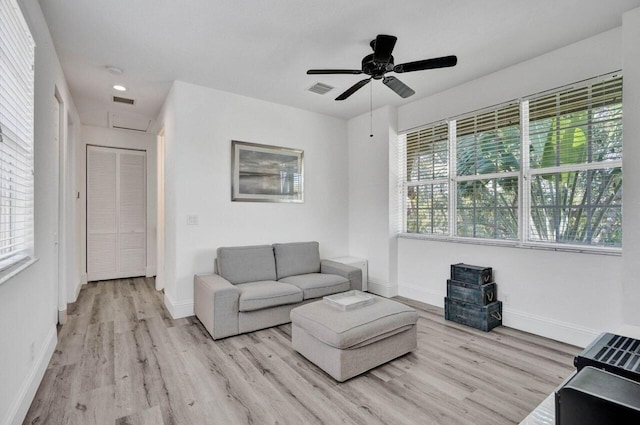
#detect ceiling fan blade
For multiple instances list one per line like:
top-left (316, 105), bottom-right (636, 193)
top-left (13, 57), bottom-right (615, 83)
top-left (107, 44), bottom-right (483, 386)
top-left (383, 76), bottom-right (415, 98)
top-left (335, 78), bottom-right (371, 101)
top-left (307, 69), bottom-right (363, 75)
top-left (372, 34), bottom-right (397, 64)
top-left (393, 55), bottom-right (458, 73)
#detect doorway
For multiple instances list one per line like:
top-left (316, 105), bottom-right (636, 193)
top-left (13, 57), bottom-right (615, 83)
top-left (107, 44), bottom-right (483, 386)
top-left (86, 146), bottom-right (147, 281)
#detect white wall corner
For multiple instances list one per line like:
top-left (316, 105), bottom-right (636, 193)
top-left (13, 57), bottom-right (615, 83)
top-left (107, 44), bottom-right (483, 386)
top-left (146, 265), bottom-right (157, 277)
top-left (368, 278), bottom-right (398, 298)
top-left (163, 291), bottom-right (194, 319)
top-left (81, 273), bottom-right (88, 285)
top-left (71, 278), bottom-right (82, 303)
top-left (5, 326), bottom-right (57, 425)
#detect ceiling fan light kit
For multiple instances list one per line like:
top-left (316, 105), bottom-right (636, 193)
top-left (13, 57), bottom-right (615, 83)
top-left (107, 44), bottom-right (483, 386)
top-left (307, 34), bottom-right (457, 101)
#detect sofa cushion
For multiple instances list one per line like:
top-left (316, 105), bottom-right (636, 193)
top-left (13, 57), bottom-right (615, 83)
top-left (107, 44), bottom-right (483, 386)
top-left (279, 273), bottom-right (350, 300)
top-left (273, 241), bottom-right (320, 279)
top-left (290, 296), bottom-right (419, 349)
top-left (237, 281), bottom-right (303, 312)
top-left (217, 245), bottom-right (276, 284)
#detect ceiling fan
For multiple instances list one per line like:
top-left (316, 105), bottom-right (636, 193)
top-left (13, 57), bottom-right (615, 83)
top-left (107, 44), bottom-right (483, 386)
top-left (307, 34), bottom-right (457, 101)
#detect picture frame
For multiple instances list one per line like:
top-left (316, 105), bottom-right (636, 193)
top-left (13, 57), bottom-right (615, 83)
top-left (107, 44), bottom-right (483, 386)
top-left (231, 140), bottom-right (304, 203)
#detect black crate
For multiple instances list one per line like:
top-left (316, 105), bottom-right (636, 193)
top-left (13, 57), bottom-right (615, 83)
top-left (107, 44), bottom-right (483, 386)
top-left (451, 263), bottom-right (492, 285)
top-left (444, 298), bottom-right (502, 332)
top-left (447, 279), bottom-right (497, 306)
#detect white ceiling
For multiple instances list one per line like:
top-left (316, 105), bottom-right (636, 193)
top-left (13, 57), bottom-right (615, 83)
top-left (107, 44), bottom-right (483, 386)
top-left (39, 0), bottom-right (640, 130)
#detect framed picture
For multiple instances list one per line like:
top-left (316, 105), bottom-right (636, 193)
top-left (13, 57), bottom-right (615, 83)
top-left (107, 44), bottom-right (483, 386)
top-left (231, 140), bottom-right (304, 203)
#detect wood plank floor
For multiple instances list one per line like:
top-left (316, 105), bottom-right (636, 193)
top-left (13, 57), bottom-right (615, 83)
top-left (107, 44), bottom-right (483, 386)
top-left (24, 278), bottom-right (580, 425)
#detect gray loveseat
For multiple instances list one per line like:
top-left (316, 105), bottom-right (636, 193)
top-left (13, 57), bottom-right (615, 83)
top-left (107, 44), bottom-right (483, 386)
top-left (194, 241), bottom-right (362, 340)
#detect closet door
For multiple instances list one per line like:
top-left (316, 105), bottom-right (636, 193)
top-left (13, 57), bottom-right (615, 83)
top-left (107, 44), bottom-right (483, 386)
top-left (87, 146), bottom-right (146, 281)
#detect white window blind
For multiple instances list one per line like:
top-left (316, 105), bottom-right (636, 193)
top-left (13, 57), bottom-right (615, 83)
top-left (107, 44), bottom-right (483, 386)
top-left (400, 72), bottom-right (622, 251)
top-left (455, 103), bottom-right (520, 240)
top-left (404, 123), bottom-right (449, 235)
top-left (0, 0), bottom-right (35, 268)
top-left (527, 75), bottom-right (622, 247)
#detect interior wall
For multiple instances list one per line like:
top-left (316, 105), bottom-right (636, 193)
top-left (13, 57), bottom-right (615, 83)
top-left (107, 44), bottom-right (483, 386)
top-left (0, 1), bottom-right (81, 424)
top-left (78, 125), bottom-right (158, 281)
top-left (157, 81), bottom-right (349, 317)
top-left (347, 106), bottom-right (400, 296)
top-left (622, 7), bottom-right (640, 327)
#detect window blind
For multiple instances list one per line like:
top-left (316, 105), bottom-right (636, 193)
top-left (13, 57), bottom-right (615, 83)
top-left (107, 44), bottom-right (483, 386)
top-left (529, 76), bottom-right (622, 168)
top-left (456, 103), bottom-right (520, 176)
top-left (0, 0), bottom-right (35, 267)
top-left (527, 75), bottom-right (622, 247)
top-left (455, 102), bottom-right (520, 240)
top-left (404, 123), bottom-right (449, 235)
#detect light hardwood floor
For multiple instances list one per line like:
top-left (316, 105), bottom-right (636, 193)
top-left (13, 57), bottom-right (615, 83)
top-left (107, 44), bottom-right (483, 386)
top-left (24, 277), bottom-right (580, 425)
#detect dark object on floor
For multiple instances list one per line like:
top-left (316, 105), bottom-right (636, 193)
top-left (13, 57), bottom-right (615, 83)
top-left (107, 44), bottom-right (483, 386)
top-left (574, 332), bottom-right (640, 383)
top-left (444, 297), bottom-right (502, 332)
top-left (447, 279), bottom-right (497, 306)
top-left (555, 366), bottom-right (640, 424)
top-left (450, 263), bottom-right (492, 285)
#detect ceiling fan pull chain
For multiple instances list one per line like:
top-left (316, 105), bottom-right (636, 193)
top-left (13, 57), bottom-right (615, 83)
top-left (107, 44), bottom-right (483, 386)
top-left (370, 81), bottom-right (373, 138)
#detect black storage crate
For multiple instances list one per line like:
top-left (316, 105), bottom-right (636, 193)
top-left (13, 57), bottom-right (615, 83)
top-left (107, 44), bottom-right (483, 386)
top-left (444, 297), bottom-right (502, 332)
top-left (447, 279), bottom-right (497, 306)
top-left (451, 263), bottom-right (492, 285)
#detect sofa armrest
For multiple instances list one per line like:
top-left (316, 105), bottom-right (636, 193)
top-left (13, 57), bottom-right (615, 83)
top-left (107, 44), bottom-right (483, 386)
top-left (194, 273), bottom-right (240, 339)
top-left (320, 260), bottom-right (362, 291)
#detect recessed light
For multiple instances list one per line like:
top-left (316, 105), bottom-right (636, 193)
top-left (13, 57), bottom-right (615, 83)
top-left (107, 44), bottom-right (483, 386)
top-left (113, 85), bottom-right (127, 92)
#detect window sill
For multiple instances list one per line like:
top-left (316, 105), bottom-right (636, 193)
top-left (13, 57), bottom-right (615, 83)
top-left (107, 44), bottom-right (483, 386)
top-left (0, 257), bottom-right (39, 286)
top-left (397, 233), bottom-right (622, 256)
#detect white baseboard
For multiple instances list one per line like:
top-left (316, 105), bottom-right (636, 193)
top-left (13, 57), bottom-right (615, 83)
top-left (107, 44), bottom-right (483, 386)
top-left (164, 292), bottom-right (194, 319)
top-left (58, 308), bottom-right (67, 325)
top-left (81, 273), bottom-right (87, 285)
top-left (68, 277), bottom-right (82, 304)
top-left (367, 278), bottom-right (398, 298)
top-left (5, 326), bottom-right (57, 425)
top-left (397, 284), bottom-right (599, 348)
top-left (398, 285), bottom-right (444, 307)
top-left (503, 308), bottom-right (599, 348)
top-left (145, 265), bottom-right (156, 278)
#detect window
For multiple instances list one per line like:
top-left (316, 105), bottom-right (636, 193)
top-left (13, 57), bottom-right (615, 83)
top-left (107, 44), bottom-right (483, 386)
top-left (456, 103), bottom-right (520, 240)
top-left (401, 73), bottom-right (622, 250)
top-left (0, 0), bottom-right (35, 271)
top-left (527, 77), bottom-right (622, 246)
top-left (403, 123), bottom-right (449, 235)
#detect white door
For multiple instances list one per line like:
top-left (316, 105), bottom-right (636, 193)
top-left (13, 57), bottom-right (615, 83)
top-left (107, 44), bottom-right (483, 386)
top-left (87, 146), bottom-right (146, 281)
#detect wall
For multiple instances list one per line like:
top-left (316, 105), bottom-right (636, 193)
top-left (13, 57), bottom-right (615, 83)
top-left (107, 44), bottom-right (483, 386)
top-left (622, 7), bottom-right (640, 327)
top-left (0, 1), bottom-right (81, 424)
top-left (78, 125), bottom-right (158, 281)
top-left (157, 81), bottom-right (349, 317)
top-left (347, 106), bottom-right (400, 296)
top-left (347, 27), bottom-right (631, 347)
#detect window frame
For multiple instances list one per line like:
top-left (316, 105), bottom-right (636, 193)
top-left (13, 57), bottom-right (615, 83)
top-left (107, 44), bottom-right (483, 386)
top-left (400, 72), bottom-right (623, 255)
top-left (0, 0), bottom-right (37, 281)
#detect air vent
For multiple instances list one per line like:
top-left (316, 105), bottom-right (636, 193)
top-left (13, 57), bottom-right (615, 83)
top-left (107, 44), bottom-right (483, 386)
top-left (113, 96), bottom-right (135, 105)
top-left (308, 82), bottom-right (334, 95)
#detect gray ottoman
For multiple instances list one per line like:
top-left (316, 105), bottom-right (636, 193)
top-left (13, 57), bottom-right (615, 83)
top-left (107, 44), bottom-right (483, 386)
top-left (290, 295), bottom-right (419, 382)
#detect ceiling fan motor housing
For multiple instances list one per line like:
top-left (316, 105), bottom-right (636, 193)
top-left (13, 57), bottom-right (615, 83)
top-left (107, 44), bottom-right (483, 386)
top-left (362, 54), bottom-right (394, 79)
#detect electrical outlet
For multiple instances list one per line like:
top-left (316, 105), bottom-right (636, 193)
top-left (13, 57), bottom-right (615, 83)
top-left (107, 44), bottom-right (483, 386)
top-left (187, 215), bottom-right (199, 226)
top-left (502, 293), bottom-right (510, 305)
top-left (30, 341), bottom-right (35, 362)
